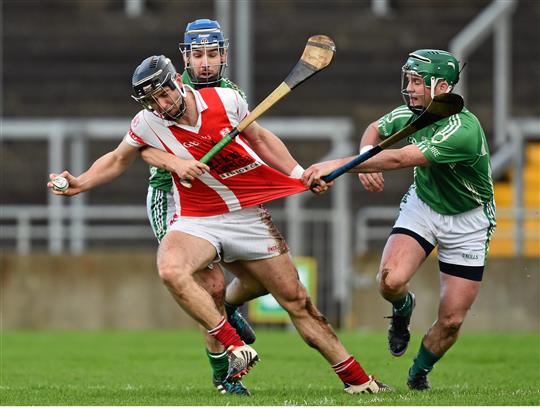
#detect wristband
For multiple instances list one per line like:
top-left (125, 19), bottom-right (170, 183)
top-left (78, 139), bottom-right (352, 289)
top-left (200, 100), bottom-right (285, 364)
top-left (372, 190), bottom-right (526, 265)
top-left (360, 144), bottom-right (373, 155)
top-left (289, 164), bottom-right (305, 179)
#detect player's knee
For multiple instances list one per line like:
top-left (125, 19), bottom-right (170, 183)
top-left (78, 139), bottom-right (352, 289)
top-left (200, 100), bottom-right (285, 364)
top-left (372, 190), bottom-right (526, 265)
top-left (283, 291), bottom-right (329, 330)
top-left (377, 267), bottom-right (404, 295)
top-left (439, 314), bottom-right (464, 336)
top-left (157, 259), bottom-right (191, 290)
top-left (278, 286), bottom-right (309, 317)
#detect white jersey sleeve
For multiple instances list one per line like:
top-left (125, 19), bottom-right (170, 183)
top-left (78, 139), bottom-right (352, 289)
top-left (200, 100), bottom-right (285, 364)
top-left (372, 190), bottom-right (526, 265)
top-left (124, 110), bottom-right (150, 148)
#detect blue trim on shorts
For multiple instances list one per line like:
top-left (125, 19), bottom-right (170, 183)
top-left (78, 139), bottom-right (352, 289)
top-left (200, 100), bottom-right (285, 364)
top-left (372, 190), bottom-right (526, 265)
top-left (390, 227), bottom-right (434, 257)
top-left (439, 261), bottom-right (484, 282)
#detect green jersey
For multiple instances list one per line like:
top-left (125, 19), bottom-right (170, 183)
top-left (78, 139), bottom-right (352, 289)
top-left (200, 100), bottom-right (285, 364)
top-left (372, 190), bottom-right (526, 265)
top-left (148, 72), bottom-right (247, 192)
top-left (378, 104), bottom-right (494, 215)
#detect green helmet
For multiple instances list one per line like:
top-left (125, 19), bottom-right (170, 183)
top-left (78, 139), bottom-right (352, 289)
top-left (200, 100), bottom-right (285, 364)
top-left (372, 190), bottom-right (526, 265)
top-left (402, 49), bottom-right (460, 89)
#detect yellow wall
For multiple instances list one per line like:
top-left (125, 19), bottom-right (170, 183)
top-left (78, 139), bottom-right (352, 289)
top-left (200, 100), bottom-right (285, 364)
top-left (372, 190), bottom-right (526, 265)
top-left (491, 143), bottom-right (540, 256)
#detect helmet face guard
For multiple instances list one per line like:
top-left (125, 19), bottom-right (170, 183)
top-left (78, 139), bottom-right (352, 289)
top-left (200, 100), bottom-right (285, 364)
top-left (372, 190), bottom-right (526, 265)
top-left (400, 49), bottom-right (460, 114)
top-left (179, 19), bottom-right (229, 86)
top-left (131, 55), bottom-right (187, 120)
top-left (400, 70), bottom-right (431, 115)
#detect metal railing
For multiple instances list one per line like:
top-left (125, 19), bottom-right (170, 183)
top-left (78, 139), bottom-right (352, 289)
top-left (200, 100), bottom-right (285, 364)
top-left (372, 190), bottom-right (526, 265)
top-left (450, 0), bottom-right (517, 148)
top-left (503, 119), bottom-right (540, 254)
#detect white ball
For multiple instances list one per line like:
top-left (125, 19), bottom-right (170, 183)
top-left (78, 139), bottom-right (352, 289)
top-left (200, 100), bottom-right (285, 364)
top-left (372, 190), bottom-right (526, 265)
top-left (52, 176), bottom-right (69, 192)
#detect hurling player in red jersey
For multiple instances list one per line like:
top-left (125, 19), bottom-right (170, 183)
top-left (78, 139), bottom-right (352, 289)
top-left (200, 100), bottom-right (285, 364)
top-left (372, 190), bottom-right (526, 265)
top-left (48, 55), bottom-right (391, 395)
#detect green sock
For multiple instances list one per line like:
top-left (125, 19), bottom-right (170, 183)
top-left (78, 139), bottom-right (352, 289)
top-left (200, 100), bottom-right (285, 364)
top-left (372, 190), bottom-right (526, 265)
top-left (408, 342), bottom-right (441, 379)
top-left (392, 292), bottom-right (413, 316)
top-left (206, 349), bottom-right (229, 381)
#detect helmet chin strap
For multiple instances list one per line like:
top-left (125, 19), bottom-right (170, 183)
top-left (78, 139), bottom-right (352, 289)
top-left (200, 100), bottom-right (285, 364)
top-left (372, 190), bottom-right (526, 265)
top-left (178, 82), bottom-right (187, 98)
top-left (429, 77), bottom-right (439, 99)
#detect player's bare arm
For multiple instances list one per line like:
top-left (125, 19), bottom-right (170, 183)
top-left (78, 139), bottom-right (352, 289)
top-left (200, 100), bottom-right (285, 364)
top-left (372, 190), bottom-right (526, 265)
top-left (303, 144), bottom-right (428, 187)
top-left (243, 121), bottom-right (300, 176)
top-left (356, 144), bottom-right (429, 172)
top-left (359, 121), bottom-right (385, 192)
top-left (47, 141), bottom-right (139, 196)
top-left (140, 146), bottom-right (210, 181)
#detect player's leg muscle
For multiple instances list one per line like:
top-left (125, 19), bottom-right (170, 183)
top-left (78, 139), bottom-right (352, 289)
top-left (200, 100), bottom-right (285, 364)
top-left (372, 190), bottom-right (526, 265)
top-left (194, 265), bottom-right (226, 311)
top-left (157, 230), bottom-right (221, 328)
top-left (235, 254), bottom-right (345, 361)
top-left (235, 254), bottom-right (308, 314)
top-left (423, 272), bottom-right (481, 356)
top-left (157, 231), bottom-right (216, 281)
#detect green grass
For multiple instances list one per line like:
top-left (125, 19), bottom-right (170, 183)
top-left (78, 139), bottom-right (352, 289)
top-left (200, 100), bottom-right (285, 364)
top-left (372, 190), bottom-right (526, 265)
top-left (1, 330), bottom-right (538, 405)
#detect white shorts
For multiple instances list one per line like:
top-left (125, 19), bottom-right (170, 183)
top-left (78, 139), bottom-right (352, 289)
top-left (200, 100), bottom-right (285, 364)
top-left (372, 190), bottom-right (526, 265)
top-left (393, 187), bottom-right (496, 278)
top-left (146, 186), bottom-right (176, 243)
top-left (168, 205), bottom-right (289, 263)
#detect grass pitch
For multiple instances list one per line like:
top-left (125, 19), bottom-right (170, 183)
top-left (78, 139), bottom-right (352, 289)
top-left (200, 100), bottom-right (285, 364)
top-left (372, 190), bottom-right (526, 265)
top-left (1, 330), bottom-right (538, 405)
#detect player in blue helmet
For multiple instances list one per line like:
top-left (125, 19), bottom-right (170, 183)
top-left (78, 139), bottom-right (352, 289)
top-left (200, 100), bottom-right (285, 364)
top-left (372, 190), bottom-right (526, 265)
top-left (180, 19), bottom-right (229, 87)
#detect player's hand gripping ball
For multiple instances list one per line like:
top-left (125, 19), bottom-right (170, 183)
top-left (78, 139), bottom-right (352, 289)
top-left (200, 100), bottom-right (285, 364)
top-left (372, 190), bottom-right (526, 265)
top-left (51, 176), bottom-right (69, 192)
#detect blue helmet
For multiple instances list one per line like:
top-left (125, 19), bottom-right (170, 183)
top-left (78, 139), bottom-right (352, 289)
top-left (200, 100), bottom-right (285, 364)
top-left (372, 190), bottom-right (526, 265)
top-left (182, 19), bottom-right (226, 50)
top-left (179, 19), bottom-right (229, 86)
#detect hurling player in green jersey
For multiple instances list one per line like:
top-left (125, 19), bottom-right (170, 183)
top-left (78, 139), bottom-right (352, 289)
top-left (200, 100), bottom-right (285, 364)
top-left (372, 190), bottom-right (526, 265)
top-left (303, 49), bottom-right (496, 391)
top-left (142, 19), bottom-right (254, 396)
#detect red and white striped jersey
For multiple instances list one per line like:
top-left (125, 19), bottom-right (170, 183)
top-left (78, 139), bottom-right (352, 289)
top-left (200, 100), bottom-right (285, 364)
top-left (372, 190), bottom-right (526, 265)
top-left (124, 86), bottom-right (307, 217)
